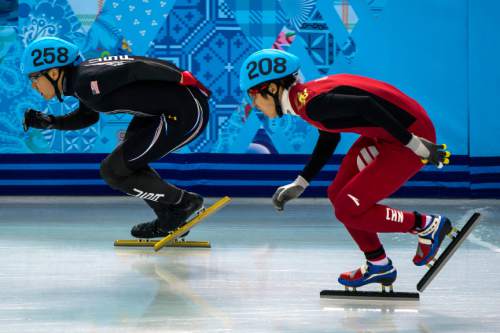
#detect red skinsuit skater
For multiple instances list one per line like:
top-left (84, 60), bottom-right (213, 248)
top-left (240, 49), bottom-right (451, 289)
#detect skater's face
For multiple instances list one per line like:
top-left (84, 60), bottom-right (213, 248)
top-left (249, 82), bottom-right (281, 119)
top-left (29, 68), bottom-right (61, 100)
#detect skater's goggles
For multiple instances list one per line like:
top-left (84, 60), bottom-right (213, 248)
top-left (248, 83), bottom-right (270, 97)
top-left (28, 71), bottom-right (45, 83)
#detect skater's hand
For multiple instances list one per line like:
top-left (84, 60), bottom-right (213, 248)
top-left (406, 134), bottom-right (450, 169)
top-left (23, 109), bottom-right (56, 132)
top-left (272, 175), bottom-right (309, 211)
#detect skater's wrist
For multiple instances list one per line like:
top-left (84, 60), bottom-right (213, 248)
top-left (293, 175), bottom-right (309, 189)
top-left (406, 134), bottom-right (429, 158)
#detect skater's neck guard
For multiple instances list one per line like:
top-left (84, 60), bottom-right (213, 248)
top-left (280, 86), bottom-right (296, 116)
top-left (62, 66), bottom-right (77, 97)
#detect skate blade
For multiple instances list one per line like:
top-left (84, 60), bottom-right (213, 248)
top-left (320, 290), bottom-right (419, 301)
top-left (417, 212), bottom-right (481, 292)
top-left (154, 196), bottom-right (231, 252)
top-left (114, 239), bottom-right (211, 248)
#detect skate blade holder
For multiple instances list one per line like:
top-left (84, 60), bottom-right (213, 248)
top-left (114, 239), bottom-right (211, 248)
top-left (447, 226), bottom-right (459, 239)
top-left (321, 285), bottom-right (420, 302)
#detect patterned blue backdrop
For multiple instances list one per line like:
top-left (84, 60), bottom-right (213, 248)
top-left (1, 1), bottom-right (500, 197)
top-left (0, 0), bottom-right (419, 155)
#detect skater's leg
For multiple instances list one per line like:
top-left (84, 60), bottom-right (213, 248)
top-left (100, 145), bottom-right (183, 205)
top-left (345, 227), bottom-right (385, 260)
top-left (329, 138), bottom-right (413, 288)
top-left (327, 137), bottom-right (386, 259)
top-left (100, 145), bottom-right (187, 238)
top-left (330, 139), bottom-right (452, 267)
top-left (332, 140), bottom-right (423, 233)
top-left (100, 85), bottom-right (210, 237)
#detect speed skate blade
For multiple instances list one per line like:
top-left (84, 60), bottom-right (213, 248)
top-left (114, 239), bottom-right (211, 248)
top-left (417, 212), bottom-right (481, 292)
top-left (154, 196), bottom-right (231, 252)
top-left (320, 290), bottom-right (419, 301)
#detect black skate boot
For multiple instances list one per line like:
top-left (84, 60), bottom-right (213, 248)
top-left (130, 191), bottom-right (203, 239)
top-left (131, 201), bottom-right (173, 239)
top-left (165, 191), bottom-right (204, 230)
top-left (130, 218), bottom-right (171, 239)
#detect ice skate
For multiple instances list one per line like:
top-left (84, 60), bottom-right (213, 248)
top-left (130, 218), bottom-right (170, 239)
top-left (338, 259), bottom-right (397, 290)
top-left (321, 260), bottom-right (419, 301)
top-left (130, 201), bottom-right (175, 239)
top-left (413, 215), bottom-right (453, 266)
top-left (165, 191), bottom-right (204, 230)
top-left (116, 196), bottom-right (231, 251)
top-left (417, 212), bottom-right (481, 291)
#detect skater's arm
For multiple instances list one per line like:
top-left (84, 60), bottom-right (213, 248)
top-left (23, 103), bottom-right (98, 132)
top-left (272, 130), bottom-right (339, 211)
top-left (300, 130), bottom-right (340, 182)
top-left (307, 92), bottom-right (413, 145)
top-left (307, 93), bottom-right (450, 167)
top-left (51, 103), bottom-right (100, 130)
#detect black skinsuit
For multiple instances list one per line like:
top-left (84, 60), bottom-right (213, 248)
top-left (52, 55), bottom-right (210, 216)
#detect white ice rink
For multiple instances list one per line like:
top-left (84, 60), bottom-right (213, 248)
top-left (0, 197), bottom-right (499, 333)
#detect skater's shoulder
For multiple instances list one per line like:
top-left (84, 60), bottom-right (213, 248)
top-left (77, 55), bottom-right (182, 76)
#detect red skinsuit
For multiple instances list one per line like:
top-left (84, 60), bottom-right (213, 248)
top-left (289, 74), bottom-right (436, 254)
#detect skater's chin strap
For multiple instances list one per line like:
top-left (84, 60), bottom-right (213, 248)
top-left (42, 70), bottom-right (64, 102)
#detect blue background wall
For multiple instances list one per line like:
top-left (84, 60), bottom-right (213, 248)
top-left (0, 0), bottom-right (498, 197)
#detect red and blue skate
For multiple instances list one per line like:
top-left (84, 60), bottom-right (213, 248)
top-left (338, 259), bottom-right (397, 291)
top-left (322, 259), bottom-right (418, 300)
top-left (413, 215), bottom-right (453, 266)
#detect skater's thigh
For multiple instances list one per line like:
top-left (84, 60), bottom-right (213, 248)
top-left (336, 140), bottom-right (423, 209)
top-left (123, 89), bottom-right (209, 169)
top-left (119, 116), bottom-right (171, 169)
top-left (328, 136), bottom-right (374, 201)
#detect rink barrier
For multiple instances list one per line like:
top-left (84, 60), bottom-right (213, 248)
top-left (0, 153), bottom-right (497, 198)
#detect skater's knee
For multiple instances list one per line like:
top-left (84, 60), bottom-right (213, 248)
top-left (333, 194), bottom-right (366, 224)
top-left (327, 183), bottom-right (339, 204)
top-left (100, 158), bottom-right (120, 188)
top-left (333, 203), bottom-right (351, 225)
top-left (100, 153), bottom-right (132, 188)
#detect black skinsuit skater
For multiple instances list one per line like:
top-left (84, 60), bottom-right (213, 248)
top-left (21, 37), bottom-right (211, 239)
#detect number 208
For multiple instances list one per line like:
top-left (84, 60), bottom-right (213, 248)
top-left (246, 57), bottom-right (287, 79)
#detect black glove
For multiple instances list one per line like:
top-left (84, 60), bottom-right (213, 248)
top-left (23, 109), bottom-right (56, 132)
top-left (406, 134), bottom-right (450, 168)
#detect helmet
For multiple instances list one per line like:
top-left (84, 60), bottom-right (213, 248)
top-left (240, 49), bottom-right (300, 104)
top-left (21, 37), bottom-right (80, 75)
